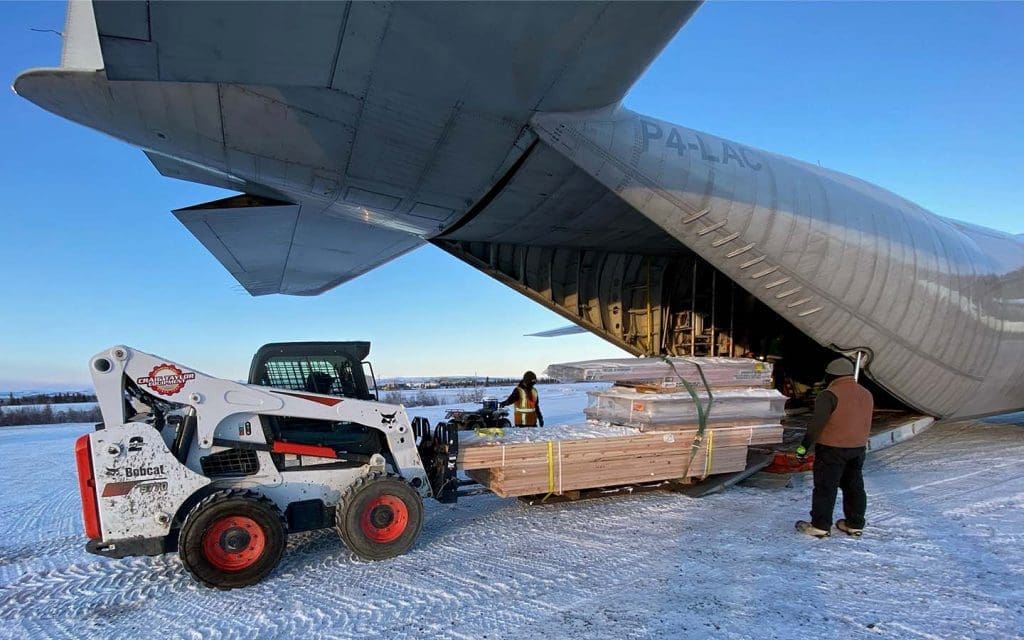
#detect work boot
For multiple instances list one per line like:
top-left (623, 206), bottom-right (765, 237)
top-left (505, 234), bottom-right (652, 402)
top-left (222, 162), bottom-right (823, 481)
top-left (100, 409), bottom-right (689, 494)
top-left (795, 520), bottom-right (830, 538)
top-left (835, 519), bottom-right (863, 537)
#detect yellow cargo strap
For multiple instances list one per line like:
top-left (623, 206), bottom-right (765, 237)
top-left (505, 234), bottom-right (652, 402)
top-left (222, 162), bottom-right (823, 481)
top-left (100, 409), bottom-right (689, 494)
top-left (541, 440), bottom-right (559, 502)
top-left (703, 429), bottom-right (715, 479)
top-left (548, 440), bottom-right (555, 493)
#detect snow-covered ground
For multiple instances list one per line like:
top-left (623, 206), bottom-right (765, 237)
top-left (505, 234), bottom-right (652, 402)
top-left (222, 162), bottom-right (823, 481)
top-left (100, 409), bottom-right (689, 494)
top-left (1, 388), bottom-right (1022, 639)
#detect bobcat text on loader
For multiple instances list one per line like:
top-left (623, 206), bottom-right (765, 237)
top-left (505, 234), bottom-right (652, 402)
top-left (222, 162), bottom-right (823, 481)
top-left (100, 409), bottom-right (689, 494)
top-left (75, 344), bottom-right (461, 589)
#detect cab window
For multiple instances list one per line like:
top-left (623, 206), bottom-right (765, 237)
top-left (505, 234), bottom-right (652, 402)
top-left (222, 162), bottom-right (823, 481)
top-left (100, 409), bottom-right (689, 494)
top-left (259, 356), bottom-right (361, 399)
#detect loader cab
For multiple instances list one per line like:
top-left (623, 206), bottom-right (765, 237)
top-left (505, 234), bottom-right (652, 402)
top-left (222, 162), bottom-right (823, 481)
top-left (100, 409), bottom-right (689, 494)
top-left (248, 341), bottom-right (378, 401)
top-left (248, 342), bottom-right (386, 458)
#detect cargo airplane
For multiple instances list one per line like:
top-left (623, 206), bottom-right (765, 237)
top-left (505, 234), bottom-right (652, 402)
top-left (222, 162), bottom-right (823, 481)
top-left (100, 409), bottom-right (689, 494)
top-left (15, 1), bottom-right (1023, 418)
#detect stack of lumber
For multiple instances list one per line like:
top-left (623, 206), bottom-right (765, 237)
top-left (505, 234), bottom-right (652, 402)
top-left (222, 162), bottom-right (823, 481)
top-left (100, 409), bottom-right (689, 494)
top-left (459, 357), bottom-right (786, 498)
top-left (457, 423), bottom-right (783, 498)
top-left (584, 387), bottom-right (787, 430)
top-left (545, 357), bottom-right (773, 389)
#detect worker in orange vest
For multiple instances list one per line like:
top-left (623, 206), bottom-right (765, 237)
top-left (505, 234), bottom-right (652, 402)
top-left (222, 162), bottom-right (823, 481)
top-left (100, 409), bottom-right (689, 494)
top-left (795, 357), bottom-right (874, 538)
top-left (499, 371), bottom-right (544, 427)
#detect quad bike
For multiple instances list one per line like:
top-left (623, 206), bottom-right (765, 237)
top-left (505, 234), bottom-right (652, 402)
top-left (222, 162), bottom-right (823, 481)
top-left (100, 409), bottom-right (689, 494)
top-left (437, 397), bottom-right (513, 431)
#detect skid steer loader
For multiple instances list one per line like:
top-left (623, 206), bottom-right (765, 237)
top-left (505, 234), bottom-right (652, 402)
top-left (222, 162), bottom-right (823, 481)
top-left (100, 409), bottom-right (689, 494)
top-left (75, 344), bottom-right (459, 589)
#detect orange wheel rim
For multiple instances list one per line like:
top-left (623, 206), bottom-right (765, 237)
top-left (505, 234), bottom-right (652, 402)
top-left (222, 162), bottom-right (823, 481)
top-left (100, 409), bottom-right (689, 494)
top-left (359, 495), bottom-right (409, 543)
top-left (202, 516), bottom-right (266, 571)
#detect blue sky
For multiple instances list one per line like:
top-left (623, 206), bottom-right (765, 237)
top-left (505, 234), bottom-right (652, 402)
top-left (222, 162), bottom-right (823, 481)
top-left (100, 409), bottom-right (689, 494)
top-left (1, 2), bottom-right (1021, 389)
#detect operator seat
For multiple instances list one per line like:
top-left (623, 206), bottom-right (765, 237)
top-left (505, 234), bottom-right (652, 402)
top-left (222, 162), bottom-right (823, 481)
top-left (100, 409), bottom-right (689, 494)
top-left (338, 369), bottom-right (358, 399)
top-left (266, 368), bottom-right (384, 456)
top-left (305, 371), bottom-right (336, 395)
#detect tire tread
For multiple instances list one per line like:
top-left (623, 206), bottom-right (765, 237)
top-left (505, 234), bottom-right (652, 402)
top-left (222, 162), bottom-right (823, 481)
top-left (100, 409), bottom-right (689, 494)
top-left (179, 488), bottom-right (286, 589)
top-left (335, 472), bottom-right (423, 560)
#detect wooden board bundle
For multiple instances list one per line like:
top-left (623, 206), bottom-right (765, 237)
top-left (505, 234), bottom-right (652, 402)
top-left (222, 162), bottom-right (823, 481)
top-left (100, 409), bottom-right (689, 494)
top-left (458, 423), bottom-right (783, 498)
top-left (545, 357), bottom-right (773, 389)
top-left (584, 387), bottom-right (787, 429)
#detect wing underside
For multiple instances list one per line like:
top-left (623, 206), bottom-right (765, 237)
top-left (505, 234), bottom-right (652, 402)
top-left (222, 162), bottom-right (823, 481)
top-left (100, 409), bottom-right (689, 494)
top-left (16, 0), bottom-right (699, 296)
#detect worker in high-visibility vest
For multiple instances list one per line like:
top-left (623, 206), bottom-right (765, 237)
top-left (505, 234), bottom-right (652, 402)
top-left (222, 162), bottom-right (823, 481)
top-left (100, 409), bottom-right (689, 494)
top-left (499, 371), bottom-right (544, 427)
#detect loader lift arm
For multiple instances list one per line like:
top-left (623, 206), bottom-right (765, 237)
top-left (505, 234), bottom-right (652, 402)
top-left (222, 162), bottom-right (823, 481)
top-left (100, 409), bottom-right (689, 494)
top-left (91, 345), bottom-right (430, 488)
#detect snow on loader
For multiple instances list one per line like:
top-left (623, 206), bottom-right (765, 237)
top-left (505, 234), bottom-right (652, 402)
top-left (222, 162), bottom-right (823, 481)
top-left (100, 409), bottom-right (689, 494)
top-left (75, 343), bottom-right (460, 589)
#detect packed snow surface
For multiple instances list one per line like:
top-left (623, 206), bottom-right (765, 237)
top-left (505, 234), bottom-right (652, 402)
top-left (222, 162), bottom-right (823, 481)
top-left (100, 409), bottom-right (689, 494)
top-left (0, 385), bottom-right (1022, 639)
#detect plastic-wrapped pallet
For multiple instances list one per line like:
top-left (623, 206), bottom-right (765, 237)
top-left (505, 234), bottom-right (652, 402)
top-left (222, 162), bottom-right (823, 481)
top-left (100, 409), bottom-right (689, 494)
top-left (545, 357), bottom-right (772, 389)
top-left (584, 387), bottom-right (787, 430)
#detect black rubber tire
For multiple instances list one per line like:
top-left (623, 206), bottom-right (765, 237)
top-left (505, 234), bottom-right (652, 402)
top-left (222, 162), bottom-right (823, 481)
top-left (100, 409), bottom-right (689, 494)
top-left (178, 489), bottom-right (287, 589)
top-left (496, 418), bottom-right (513, 430)
top-left (336, 472), bottom-right (424, 560)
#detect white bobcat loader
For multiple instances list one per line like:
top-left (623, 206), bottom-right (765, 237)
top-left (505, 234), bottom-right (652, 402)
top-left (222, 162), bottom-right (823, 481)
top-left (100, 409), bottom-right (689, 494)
top-left (76, 344), bottom-right (460, 589)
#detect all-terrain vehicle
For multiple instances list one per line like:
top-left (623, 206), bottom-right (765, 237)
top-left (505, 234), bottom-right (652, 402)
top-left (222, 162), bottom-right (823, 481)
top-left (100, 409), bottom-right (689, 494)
top-left (437, 397), bottom-right (513, 431)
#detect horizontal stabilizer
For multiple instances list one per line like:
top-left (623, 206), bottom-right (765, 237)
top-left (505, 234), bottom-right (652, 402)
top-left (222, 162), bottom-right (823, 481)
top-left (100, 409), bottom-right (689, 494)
top-left (174, 195), bottom-right (422, 296)
top-left (525, 325), bottom-right (589, 338)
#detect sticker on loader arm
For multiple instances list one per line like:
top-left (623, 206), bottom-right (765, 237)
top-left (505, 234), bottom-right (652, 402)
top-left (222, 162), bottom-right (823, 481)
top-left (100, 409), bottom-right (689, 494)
top-left (137, 364), bottom-right (196, 396)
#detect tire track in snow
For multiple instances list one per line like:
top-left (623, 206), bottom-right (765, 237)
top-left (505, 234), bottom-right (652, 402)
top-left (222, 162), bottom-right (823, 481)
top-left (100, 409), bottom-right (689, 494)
top-left (0, 555), bottom-right (188, 620)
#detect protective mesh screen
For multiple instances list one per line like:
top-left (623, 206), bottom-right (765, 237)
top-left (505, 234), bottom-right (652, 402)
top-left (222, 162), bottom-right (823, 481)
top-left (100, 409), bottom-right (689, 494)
top-left (200, 448), bottom-right (260, 477)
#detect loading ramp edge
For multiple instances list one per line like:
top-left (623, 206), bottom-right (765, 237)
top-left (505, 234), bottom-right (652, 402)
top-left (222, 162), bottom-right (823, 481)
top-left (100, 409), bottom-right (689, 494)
top-left (866, 416), bottom-right (935, 453)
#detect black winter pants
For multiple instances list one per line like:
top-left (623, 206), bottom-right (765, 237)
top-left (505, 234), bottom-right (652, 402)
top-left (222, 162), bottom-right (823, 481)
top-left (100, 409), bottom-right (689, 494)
top-left (811, 444), bottom-right (867, 531)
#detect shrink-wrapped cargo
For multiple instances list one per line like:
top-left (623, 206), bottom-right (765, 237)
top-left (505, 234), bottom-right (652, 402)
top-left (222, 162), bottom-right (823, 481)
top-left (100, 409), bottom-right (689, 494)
top-left (545, 357), bottom-right (772, 389)
top-left (584, 387), bottom-right (787, 430)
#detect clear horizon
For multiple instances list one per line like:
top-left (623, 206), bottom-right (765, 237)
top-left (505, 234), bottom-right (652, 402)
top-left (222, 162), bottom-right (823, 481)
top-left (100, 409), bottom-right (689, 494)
top-left (2, 1), bottom-right (1021, 390)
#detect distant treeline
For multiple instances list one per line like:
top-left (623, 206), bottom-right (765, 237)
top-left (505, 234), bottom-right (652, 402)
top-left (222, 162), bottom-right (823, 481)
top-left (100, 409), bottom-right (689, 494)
top-left (381, 388), bottom-right (494, 407)
top-left (0, 404), bottom-right (102, 427)
top-left (381, 382), bottom-right (565, 408)
top-left (1, 391), bottom-right (97, 406)
top-left (379, 377), bottom-right (560, 391)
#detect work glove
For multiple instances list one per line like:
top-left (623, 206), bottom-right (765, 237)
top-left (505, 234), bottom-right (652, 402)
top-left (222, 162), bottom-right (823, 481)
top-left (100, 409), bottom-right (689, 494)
top-left (795, 445), bottom-right (808, 461)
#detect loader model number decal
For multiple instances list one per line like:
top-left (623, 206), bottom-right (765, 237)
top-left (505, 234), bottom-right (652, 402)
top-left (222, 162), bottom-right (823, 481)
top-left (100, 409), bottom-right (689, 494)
top-left (102, 478), bottom-right (167, 498)
top-left (137, 364), bottom-right (195, 396)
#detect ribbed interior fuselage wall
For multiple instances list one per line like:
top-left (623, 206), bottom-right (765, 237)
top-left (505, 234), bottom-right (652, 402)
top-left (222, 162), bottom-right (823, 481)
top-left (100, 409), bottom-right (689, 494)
top-left (434, 241), bottom-right (668, 355)
top-left (435, 239), bottom-right (843, 393)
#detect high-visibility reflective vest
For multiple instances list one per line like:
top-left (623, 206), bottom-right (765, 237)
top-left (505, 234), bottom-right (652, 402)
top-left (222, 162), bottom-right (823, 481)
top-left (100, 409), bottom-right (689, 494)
top-left (513, 386), bottom-right (539, 426)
